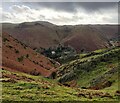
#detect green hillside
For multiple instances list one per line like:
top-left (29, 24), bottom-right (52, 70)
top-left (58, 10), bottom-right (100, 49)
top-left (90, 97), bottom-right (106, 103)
top-left (57, 47), bottom-right (120, 92)
top-left (1, 67), bottom-right (120, 102)
top-left (1, 47), bottom-right (120, 102)
top-left (2, 69), bottom-right (80, 101)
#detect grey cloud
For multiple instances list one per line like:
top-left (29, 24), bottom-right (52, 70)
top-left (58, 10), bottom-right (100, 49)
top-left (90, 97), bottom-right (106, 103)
top-left (3, 2), bottom-right (118, 13)
top-left (23, 2), bottom-right (77, 12)
top-left (24, 2), bottom-right (117, 13)
top-left (76, 2), bottom-right (118, 12)
top-left (1, 2), bottom-right (118, 24)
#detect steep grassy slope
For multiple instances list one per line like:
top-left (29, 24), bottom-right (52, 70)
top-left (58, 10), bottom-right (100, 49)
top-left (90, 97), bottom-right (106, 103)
top-left (2, 22), bottom-right (119, 52)
top-left (1, 69), bottom-right (120, 101)
top-left (2, 32), bottom-right (59, 78)
top-left (57, 47), bottom-right (120, 91)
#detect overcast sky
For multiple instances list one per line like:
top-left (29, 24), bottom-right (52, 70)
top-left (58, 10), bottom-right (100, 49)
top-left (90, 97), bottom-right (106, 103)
top-left (1, 2), bottom-right (118, 25)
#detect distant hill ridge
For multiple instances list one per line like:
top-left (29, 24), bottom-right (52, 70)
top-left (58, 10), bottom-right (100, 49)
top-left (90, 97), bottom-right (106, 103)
top-left (2, 21), bottom-right (119, 52)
